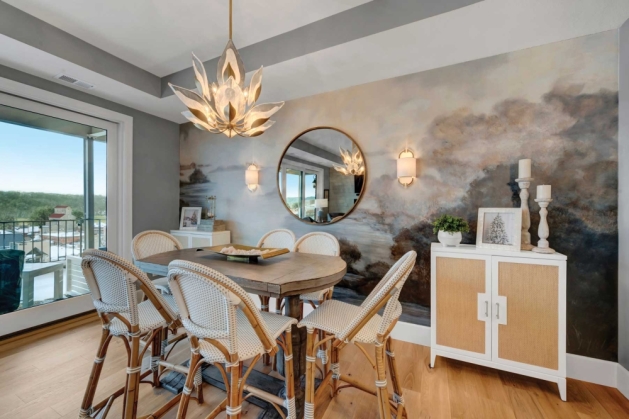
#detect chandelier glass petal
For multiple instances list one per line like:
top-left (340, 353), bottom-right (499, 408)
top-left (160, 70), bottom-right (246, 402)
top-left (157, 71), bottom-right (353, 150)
top-left (334, 147), bottom-right (365, 176)
top-left (169, 0), bottom-right (284, 138)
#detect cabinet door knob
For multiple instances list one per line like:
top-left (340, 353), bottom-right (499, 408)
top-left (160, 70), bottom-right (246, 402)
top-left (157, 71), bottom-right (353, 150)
top-left (496, 303), bottom-right (500, 319)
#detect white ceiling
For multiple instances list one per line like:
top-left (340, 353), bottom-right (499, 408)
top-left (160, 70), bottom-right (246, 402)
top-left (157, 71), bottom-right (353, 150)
top-left (3, 0), bottom-right (370, 76)
top-left (0, 0), bottom-right (628, 123)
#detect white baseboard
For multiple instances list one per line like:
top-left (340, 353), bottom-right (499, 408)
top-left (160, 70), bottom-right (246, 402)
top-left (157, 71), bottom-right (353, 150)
top-left (618, 364), bottom-right (629, 399)
top-left (390, 322), bottom-right (430, 346)
top-left (389, 322), bottom-right (622, 391)
top-left (566, 354), bottom-right (617, 387)
top-left (252, 297), bottom-right (625, 397)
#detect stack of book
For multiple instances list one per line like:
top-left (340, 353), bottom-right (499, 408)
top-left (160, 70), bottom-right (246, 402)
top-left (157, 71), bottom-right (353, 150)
top-left (198, 219), bottom-right (226, 232)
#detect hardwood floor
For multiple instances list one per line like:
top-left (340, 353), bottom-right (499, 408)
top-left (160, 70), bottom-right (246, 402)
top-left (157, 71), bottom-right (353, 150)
top-left (1, 319), bottom-right (628, 419)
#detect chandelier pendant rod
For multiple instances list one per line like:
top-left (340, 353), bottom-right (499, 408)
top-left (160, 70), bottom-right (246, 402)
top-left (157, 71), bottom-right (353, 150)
top-left (229, 0), bottom-right (233, 40)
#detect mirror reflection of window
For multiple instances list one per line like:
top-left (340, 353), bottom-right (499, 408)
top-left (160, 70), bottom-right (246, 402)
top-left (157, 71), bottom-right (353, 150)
top-left (278, 128), bottom-right (365, 225)
top-left (285, 169), bottom-right (301, 217)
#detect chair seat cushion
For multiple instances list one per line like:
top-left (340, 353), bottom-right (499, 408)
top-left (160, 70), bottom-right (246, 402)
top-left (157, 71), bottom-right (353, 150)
top-left (300, 287), bottom-right (333, 303)
top-left (198, 310), bottom-right (296, 364)
top-left (151, 276), bottom-right (171, 294)
top-left (298, 300), bottom-right (384, 344)
top-left (109, 299), bottom-right (172, 336)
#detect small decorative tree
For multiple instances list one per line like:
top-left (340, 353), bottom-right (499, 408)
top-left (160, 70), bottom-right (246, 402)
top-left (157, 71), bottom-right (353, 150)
top-left (487, 214), bottom-right (509, 244)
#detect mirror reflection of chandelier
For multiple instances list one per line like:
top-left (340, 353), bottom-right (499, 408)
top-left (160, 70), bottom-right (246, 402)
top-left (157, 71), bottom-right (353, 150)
top-left (334, 147), bottom-right (365, 176)
top-left (169, 0), bottom-right (284, 138)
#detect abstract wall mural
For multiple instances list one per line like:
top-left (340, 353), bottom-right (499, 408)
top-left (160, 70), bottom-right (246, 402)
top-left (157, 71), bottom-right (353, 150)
top-left (180, 31), bottom-right (619, 361)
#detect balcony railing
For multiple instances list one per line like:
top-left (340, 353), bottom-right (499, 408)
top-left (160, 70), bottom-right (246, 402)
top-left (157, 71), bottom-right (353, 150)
top-left (0, 218), bottom-right (106, 263)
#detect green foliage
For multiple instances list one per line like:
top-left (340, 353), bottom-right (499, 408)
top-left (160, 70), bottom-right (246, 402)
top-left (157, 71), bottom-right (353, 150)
top-left (72, 209), bottom-right (85, 220)
top-left (0, 191), bottom-right (106, 220)
top-left (432, 214), bottom-right (470, 234)
top-left (30, 206), bottom-right (54, 222)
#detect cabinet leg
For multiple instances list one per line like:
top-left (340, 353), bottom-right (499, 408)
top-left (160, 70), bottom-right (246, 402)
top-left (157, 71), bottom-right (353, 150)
top-left (557, 378), bottom-right (567, 401)
top-left (430, 350), bottom-right (436, 369)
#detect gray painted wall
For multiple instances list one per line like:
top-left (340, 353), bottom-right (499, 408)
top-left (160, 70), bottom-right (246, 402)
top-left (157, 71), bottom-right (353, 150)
top-left (0, 65), bottom-right (180, 235)
top-left (0, 2), bottom-right (161, 97)
top-left (328, 171), bottom-right (354, 214)
top-left (619, 19), bottom-right (629, 370)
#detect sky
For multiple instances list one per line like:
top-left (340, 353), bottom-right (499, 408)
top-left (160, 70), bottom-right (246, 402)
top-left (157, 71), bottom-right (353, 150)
top-left (0, 121), bottom-right (107, 195)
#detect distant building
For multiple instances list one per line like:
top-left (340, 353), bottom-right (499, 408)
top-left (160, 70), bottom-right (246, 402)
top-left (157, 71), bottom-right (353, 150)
top-left (49, 205), bottom-right (75, 221)
top-left (0, 231), bottom-right (24, 249)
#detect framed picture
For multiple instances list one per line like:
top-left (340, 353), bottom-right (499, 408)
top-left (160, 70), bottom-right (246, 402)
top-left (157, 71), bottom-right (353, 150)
top-left (476, 208), bottom-right (522, 251)
top-left (179, 207), bottom-right (202, 231)
top-left (324, 189), bottom-right (329, 199)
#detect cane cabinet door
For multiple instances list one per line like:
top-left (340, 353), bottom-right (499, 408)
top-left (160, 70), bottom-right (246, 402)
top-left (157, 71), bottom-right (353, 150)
top-left (432, 253), bottom-right (492, 360)
top-left (492, 257), bottom-right (566, 376)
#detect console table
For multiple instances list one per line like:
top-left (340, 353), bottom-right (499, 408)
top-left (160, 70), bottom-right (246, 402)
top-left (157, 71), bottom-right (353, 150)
top-left (169, 230), bottom-right (230, 249)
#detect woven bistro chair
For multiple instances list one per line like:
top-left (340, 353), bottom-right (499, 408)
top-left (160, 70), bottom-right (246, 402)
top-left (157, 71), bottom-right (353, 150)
top-left (132, 230), bottom-right (183, 294)
top-left (167, 260), bottom-right (298, 419)
top-left (295, 232), bottom-right (340, 309)
top-left (79, 249), bottom-right (185, 419)
top-left (298, 250), bottom-right (416, 419)
top-left (256, 229), bottom-right (296, 365)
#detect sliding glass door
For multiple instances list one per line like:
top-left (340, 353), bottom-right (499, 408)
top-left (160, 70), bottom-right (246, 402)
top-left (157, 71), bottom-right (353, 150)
top-left (279, 163), bottom-right (323, 220)
top-left (0, 92), bottom-right (118, 333)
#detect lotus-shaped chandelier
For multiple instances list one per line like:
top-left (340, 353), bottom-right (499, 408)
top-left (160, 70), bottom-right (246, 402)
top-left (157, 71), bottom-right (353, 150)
top-left (169, 0), bottom-right (284, 138)
top-left (334, 147), bottom-right (365, 176)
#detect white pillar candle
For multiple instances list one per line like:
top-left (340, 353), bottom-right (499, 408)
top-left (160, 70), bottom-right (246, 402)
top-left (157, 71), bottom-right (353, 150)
top-left (518, 159), bottom-right (531, 179)
top-left (537, 184), bottom-right (551, 199)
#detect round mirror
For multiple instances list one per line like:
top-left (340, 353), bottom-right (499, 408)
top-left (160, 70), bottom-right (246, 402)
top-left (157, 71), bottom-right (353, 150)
top-left (278, 127), bottom-right (366, 224)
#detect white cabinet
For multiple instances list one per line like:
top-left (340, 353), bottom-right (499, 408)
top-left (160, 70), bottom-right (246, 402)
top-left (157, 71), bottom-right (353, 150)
top-left (430, 243), bottom-right (567, 400)
top-left (169, 230), bottom-right (231, 249)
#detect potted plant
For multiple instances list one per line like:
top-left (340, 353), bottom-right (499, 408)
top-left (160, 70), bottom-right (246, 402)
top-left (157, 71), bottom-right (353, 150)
top-left (432, 214), bottom-right (470, 247)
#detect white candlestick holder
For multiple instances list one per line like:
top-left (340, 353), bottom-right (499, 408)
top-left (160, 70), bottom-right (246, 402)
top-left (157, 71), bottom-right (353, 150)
top-left (532, 198), bottom-right (555, 254)
top-left (516, 177), bottom-right (534, 250)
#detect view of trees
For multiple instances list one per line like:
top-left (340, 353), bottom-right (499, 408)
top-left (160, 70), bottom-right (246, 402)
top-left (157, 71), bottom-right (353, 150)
top-left (30, 206), bottom-right (54, 222)
top-left (0, 191), bottom-right (106, 221)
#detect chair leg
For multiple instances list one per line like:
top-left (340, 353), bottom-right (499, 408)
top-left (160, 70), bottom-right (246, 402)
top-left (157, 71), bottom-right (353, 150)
top-left (227, 361), bottom-right (242, 419)
top-left (275, 297), bottom-right (283, 315)
top-left (305, 327), bottom-right (316, 419)
top-left (386, 338), bottom-right (406, 418)
top-left (283, 328), bottom-right (296, 419)
top-left (374, 342), bottom-right (392, 419)
top-left (259, 296), bottom-right (271, 366)
top-left (314, 298), bottom-right (329, 379)
top-left (330, 344), bottom-right (340, 398)
top-left (123, 332), bottom-right (143, 419)
top-left (195, 364), bottom-right (204, 404)
top-left (176, 350), bottom-right (203, 419)
top-left (272, 297), bottom-right (283, 372)
top-left (79, 328), bottom-right (112, 418)
top-left (151, 328), bottom-right (163, 387)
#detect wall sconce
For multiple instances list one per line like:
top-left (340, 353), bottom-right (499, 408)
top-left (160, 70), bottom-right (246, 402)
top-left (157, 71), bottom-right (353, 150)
top-left (245, 164), bottom-right (259, 192)
top-left (397, 149), bottom-right (416, 187)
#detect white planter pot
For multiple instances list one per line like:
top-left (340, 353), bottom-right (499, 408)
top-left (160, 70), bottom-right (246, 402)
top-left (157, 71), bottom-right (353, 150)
top-left (438, 231), bottom-right (462, 247)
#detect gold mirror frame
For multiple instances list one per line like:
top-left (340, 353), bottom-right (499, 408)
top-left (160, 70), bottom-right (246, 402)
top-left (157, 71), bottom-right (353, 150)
top-left (277, 127), bottom-right (367, 225)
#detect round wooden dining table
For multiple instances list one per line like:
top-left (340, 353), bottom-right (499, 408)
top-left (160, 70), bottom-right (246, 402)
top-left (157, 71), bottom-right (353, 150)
top-left (135, 247), bottom-right (347, 419)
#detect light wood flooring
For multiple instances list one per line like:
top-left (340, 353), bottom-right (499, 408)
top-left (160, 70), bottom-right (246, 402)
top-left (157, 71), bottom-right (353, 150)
top-left (1, 317), bottom-right (628, 419)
